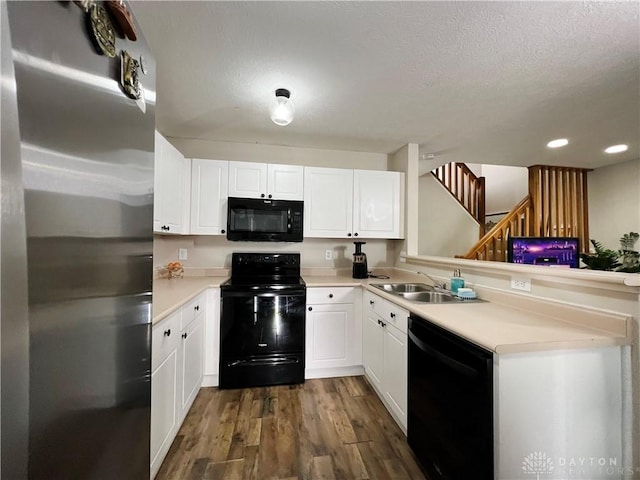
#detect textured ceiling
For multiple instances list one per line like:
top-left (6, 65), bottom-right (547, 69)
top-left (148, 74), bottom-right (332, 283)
top-left (132, 1), bottom-right (639, 169)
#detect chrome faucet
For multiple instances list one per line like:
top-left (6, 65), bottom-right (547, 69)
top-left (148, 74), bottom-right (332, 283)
top-left (416, 271), bottom-right (448, 292)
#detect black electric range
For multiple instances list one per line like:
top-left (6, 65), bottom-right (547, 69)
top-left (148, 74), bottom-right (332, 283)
top-left (219, 253), bottom-right (306, 389)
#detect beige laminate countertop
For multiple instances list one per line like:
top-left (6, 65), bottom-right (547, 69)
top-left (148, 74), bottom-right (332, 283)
top-left (153, 276), bottom-right (226, 324)
top-left (153, 269), bottom-right (632, 354)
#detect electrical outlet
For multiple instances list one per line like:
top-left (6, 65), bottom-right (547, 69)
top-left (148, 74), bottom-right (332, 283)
top-left (511, 276), bottom-right (531, 292)
top-left (399, 251), bottom-right (407, 263)
top-left (179, 248), bottom-right (188, 260)
top-left (325, 249), bottom-right (332, 261)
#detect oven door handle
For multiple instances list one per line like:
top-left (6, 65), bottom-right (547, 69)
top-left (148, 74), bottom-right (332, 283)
top-left (226, 357), bottom-right (300, 367)
top-left (408, 329), bottom-right (479, 378)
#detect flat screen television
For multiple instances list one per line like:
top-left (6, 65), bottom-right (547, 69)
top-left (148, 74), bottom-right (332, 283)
top-left (507, 236), bottom-right (580, 268)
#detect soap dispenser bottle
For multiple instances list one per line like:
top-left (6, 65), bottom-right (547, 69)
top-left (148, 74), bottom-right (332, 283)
top-left (450, 269), bottom-right (465, 294)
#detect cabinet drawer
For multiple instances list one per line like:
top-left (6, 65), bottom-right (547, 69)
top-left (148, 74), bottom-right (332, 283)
top-left (152, 310), bottom-right (181, 372)
top-left (363, 290), bottom-right (384, 316)
top-left (378, 300), bottom-right (408, 334)
top-left (181, 292), bottom-right (206, 330)
top-left (307, 287), bottom-right (354, 305)
top-left (363, 290), bottom-right (408, 334)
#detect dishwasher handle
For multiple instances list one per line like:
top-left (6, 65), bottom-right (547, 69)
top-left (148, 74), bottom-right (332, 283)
top-left (408, 328), bottom-right (480, 378)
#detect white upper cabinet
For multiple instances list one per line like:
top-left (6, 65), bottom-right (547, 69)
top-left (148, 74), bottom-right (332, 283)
top-left (228, 161), bottom-right (267, 198)
top-left (190, 159), bottom-right (229, 235)
top-left (154, 131), bottom-right (190, 234)
top-left (304, 167), bottom-right (404, 239)
top-left (304, 167), bottom-right (354, 238)
top-left (353, 170), bottom-right (403, 239)
top-left (267, 164), bottom-right (304, 200)
top-left (228, 161), bottom-right (303, 200)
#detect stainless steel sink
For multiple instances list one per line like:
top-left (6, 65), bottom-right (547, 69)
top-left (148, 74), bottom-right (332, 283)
top-left (371, 283), bottom-right (434, 293)
top-left (371, 283), bottom-right (483, 303)
top-left (398, 291), bottom-right (459, 303)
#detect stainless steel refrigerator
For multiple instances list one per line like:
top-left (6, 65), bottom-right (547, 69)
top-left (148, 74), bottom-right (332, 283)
top-left (2, 1), bottom-right (155, 478)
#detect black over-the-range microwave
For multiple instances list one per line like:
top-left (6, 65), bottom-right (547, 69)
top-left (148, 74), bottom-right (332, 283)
top-left (226, 197), bottom-right (304, 242)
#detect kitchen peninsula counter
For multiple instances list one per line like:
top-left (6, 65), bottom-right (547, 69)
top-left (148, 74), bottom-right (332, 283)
top-left (303, 269), bottom-right (633, 354)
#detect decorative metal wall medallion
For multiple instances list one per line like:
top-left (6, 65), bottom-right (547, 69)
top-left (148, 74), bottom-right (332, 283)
top-left (89, 3), bottom-right (116, 57)
top-left (120, 50), bottom-right (142, 99)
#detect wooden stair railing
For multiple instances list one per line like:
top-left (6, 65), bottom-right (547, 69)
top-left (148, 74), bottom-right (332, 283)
top-left (462, 165), bottom-right (592, 261)
top-left (528, 165), bottom-right (591, 254)
top-left (463, 195), bottom-right (532, 261)
top-left (432, 163), bottom-right (486, 237)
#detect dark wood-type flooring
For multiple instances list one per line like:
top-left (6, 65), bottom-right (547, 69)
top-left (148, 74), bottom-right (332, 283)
top-left (157, 376), bottom-right (427, 480)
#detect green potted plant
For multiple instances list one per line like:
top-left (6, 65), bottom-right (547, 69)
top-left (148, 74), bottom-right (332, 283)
top-left (617, 232), bottom-right (640, 273)
top-left (580, 239), bottom-right (621, 271)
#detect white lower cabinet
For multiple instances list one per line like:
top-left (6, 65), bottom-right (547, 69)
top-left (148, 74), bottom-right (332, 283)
top-left (362, 290), bottom-right (409, 431)
top-left (150, 310), bottom-right (180, 478)
top-left (151, 292), bottom-right (206, 479)
top-left (305, 287), bottom-right (362, 378)
top-left (179, 312), bottom-right (204, 420)
top-left (150, 352), bottom-right (177, 477)
top-left (382, 321), bottom-right (407, 424)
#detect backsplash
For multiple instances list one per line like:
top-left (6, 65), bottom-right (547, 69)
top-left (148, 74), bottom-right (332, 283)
top-left (154, 235), bottom-right (397, 270)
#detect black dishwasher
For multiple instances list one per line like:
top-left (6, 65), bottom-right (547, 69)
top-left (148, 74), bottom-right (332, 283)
top-left (407, 315), bottom-right (493, 480)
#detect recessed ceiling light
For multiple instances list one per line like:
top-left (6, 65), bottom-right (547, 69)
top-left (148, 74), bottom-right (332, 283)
top-left (604, 144), bottom-right (628, 154)
top-left (547, 138), bottom-right (569, 148)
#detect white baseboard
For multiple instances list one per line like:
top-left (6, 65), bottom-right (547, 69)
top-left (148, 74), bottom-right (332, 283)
top-left (201, 368), bottom-right (365, 387)
top-left (202, 374), bottom-right (219, 387)
top-left (305, 365), bottom-right (364, 379)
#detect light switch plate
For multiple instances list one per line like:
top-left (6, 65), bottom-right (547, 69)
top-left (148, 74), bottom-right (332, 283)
top-left (179, 248), bottom-right (188, 260)
top-left (511, 276), bottom-right (531, 292)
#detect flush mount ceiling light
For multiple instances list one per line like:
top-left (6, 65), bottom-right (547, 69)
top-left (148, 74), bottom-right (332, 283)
top-left (604, 144), bottom-right (628, 154)
top-left (270, 88), bottom-right (295, 126)
top-left (547, 138), bottom-right (569, 148)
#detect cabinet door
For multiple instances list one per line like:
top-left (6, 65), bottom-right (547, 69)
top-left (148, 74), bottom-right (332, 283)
top-left (267, 164), bottom-right (304, 200)
top-left (353, 170), bottom-right (403, 239)
top-left (306, 303), bottom-right (354, 370)
top-left (150, 350), bottom-right (178, 477)
top-left (304, 167), bottom-right (353, 238)
top-left (383, 323), bottom-right (407, 429)
top-left (362, 311), bottom-right (384, 392)
top-left (228, 161), bottom-right (267, 199)
top-left (203, 288), bottom-right (220, 378)
top-left (180, 315), bottom-right (204, 418)
top-left (154, 131), bottom-right (190, 234)
top-left (190, 159), bottom-right (229, 235)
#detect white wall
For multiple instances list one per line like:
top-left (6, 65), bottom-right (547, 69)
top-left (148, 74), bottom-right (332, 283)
top-left (589, 158), bottom-right (640, 251)
top-left (168, 137), bottom-right (388, 170)
top-left (418, 174), bottom-right (479, 257)
top-left (468, 163), bottom-right (529, 214)
top-left (154, 235), bottom-right (395, 271)
top-left (389, 144), bottom-right (419, 256)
